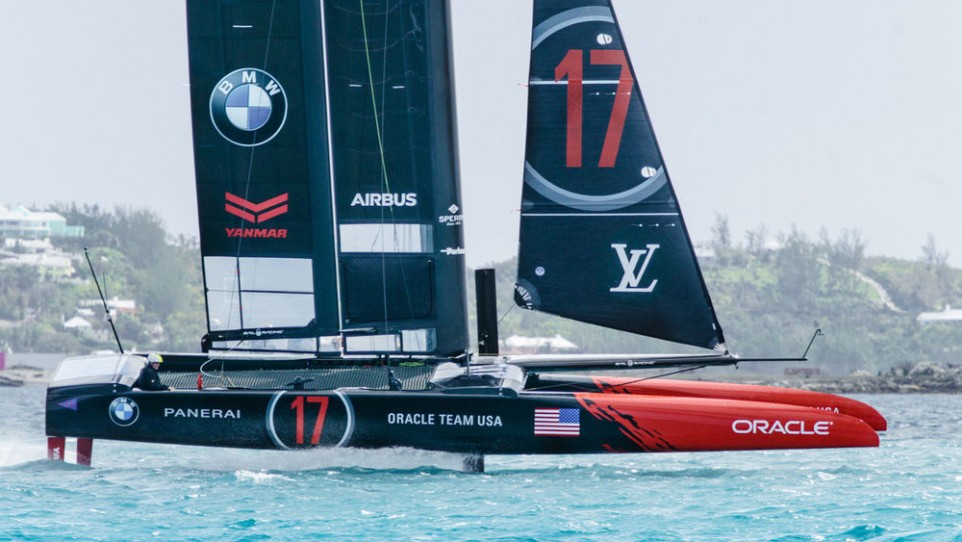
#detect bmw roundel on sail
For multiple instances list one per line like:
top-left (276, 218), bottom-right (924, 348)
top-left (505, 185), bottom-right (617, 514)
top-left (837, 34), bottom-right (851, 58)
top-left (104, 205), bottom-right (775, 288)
top-left (209, 68), bottom-right (289, 147)
top-left (515, 0), bottom-right (725, 350)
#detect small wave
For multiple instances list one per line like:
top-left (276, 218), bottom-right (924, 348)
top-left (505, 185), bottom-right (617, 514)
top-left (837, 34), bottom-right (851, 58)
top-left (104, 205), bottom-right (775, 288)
top-left (191, 446), bottom-right (472, 474)
top-left (0, 458), bottom-right (88, 473)
top-left (234, 470), bottom-right (294, 483)
top-left (834, 524), bottom-right (887, 540)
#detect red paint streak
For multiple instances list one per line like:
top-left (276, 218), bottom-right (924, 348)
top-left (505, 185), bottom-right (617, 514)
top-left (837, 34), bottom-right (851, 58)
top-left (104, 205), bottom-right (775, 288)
top-left (577, 395), bottom-right (676, 452)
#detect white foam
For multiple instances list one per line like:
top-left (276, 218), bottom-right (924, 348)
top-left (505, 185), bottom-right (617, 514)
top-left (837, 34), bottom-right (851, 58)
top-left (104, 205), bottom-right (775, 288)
top-left (0, 438), bottom-right (49, 467)
top-left (194, 446), bottom-right (470, 473)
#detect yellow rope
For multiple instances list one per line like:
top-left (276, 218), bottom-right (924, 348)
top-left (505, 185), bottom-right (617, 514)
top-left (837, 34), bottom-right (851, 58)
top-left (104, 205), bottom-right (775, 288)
top-left (358, 0), bottom-right (392, 194)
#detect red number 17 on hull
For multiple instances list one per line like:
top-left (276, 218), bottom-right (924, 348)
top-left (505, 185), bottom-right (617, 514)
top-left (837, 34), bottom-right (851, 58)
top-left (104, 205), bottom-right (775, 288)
top-left (556, 49), bottom-right (633, 168)
top-left (291, 395), bottom-right (330, 446)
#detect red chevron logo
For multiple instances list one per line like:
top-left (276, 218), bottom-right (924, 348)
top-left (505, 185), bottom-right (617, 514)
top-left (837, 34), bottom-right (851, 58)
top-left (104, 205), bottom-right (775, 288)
top-left (225, 192), bottom-right (289, 223)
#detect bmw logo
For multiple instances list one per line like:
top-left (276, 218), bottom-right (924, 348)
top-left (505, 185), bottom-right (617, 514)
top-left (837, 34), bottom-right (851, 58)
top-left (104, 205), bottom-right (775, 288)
top-left (108, 396), bottom-right (140, 427)
top-left (209, 68), bottom-right (288, 147)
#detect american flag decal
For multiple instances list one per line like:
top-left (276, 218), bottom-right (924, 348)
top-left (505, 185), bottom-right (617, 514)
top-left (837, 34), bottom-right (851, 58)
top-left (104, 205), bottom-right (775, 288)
top-left (534, 408), bottom-right (581, 437)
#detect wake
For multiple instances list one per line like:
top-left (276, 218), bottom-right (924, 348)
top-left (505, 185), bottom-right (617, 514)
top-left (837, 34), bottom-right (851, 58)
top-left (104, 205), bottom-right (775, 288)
top-left (0, 437), bottom-right (55, 468)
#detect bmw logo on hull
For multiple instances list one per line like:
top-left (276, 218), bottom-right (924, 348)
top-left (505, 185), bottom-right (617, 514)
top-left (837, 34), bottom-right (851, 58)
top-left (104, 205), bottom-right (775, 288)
top-left (108, 396), bottom-right (140, 427)
top-left (209, 68), bottom-right (288, 147)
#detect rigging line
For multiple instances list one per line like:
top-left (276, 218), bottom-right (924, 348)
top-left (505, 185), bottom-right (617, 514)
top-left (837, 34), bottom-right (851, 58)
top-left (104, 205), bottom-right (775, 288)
top-left (359, 0), bottom-right (404, 332)
top-left (596, 365), bottom-right (711, 389)
top-left (198, 356), bottom-right (237, 388)
top-left (379, 2), bottom-right (418, 328)
top-left (525, 379), bottom-right (599, 393)
top-left (526, 366), bottom-right (711, 393)
top-left (223, 0), bottom-right (280, 356)
top-left (497, 302), bottom-right (516, 325)
top-left (359, 1), bottom-right (393, 196)
top-left (260, 0), bottom-right (278, 69)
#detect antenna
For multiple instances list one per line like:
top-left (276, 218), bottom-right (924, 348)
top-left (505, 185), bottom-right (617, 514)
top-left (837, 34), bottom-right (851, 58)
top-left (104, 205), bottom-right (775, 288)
top-left (801, 327), bottom-right (824, 360)
top-left (83, 248), bottom-right (125, 354)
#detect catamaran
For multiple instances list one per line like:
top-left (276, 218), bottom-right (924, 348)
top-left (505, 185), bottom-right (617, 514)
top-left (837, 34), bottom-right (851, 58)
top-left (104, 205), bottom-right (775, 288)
top-left (46, 0), bottom-right (885, 471)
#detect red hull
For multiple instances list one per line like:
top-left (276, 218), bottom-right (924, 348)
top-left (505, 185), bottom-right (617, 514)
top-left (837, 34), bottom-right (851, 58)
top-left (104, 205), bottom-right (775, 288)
top-left (588, 377), bottom-right (887, 431)
top-left (575, 393), bottom-right (879, 452)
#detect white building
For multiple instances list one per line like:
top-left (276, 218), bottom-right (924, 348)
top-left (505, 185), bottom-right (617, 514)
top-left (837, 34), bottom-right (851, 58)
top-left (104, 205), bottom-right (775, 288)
top-left (917, 305), bottom-right (962, 325)
top-left (80, 297), bottom-right (137, 315)
top-left (63, 316), bottom-right (93, 330)
top-left (0, 204), bottom-right (84, 239)
top-left (0, 249), bottom-right (74, 276)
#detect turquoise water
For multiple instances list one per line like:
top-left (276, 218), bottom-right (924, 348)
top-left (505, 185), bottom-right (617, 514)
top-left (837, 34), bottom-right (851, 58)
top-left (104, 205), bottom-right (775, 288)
top-left (2, 386), bottom-right (961, 541)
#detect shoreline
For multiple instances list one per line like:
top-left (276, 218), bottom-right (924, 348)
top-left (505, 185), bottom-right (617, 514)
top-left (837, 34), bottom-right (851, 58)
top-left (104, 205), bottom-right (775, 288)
top-left (701, 361), bottom-right (962, 394)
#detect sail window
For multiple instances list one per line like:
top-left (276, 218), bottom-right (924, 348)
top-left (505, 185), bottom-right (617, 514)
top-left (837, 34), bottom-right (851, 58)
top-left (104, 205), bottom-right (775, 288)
top-left (209, 336), bottom-right (340, 354)
top-left (401, 328), bottom-right (436, 352)
top-left (343, 328), bottom-right (435, 354)
top-left (339, 223), bottom-right (433, 253)
top-left (240, 292), bottom-right (315, 329)
top-left (204, 256), bottom-right (316, 332)
top-left (340, 255), bottom-right (434, 323)
top-left (344, 334), bottom-right (400, 353)
top-left (207, 290), bottom-right (242, 331)
top-left (238, 257), bottom-right (314, 291)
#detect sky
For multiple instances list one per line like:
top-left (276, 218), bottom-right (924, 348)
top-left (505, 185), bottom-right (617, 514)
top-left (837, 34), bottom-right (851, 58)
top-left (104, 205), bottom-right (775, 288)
top-left (3, 1), bottom-right (962, 268)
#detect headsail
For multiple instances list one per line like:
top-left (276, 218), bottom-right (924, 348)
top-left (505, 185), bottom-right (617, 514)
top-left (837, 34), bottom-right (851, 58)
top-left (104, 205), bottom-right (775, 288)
top-left (515, 0), bottom-right (725, 350)
top-left (186, 0), bottom-right (468, 357)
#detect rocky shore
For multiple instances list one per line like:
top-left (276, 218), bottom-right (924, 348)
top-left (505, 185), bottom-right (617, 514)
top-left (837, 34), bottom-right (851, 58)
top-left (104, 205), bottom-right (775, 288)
top-left (733, 361), bottom-right (962, 394)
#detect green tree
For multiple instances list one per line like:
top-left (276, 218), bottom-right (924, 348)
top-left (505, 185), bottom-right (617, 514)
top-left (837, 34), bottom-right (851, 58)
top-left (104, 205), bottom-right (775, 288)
top-left (710, 213), bottom-right (733, 264)
top-left (774, 226), bottom-right (821, 308)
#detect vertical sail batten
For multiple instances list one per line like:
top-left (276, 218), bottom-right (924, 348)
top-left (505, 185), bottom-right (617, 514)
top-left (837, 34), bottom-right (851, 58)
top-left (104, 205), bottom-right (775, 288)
top-left (515, 0), bottom-right (725, 350)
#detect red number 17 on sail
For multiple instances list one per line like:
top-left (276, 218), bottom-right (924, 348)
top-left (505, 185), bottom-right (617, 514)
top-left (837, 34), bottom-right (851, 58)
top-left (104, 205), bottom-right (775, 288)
top-left (555, 49), bottom-right (633, 168)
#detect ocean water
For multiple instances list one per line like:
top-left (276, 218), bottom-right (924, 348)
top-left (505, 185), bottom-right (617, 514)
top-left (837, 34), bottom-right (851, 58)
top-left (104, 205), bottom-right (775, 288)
top-left (2, 387), bottom-right (961, 541)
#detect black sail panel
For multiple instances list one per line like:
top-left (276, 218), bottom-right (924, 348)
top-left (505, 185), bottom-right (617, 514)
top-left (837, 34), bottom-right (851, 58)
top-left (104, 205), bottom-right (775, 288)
top-left (186, 0), bottom-right (340, 351)
top-left (323, 0), bottom-right (468, 356)
top-left (515, 0), bottom-right (724, 349)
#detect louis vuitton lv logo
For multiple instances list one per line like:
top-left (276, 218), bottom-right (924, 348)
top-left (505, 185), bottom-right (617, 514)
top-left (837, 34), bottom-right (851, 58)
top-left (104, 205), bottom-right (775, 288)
top-left (610, 243), bottom-right (660, 293)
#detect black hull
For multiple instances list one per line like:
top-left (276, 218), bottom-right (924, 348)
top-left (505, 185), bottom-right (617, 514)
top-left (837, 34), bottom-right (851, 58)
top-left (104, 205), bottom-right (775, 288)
top-left (48, 386), bottom-right (609, 455)
top-left (45, 354), bottom-right (884, 457)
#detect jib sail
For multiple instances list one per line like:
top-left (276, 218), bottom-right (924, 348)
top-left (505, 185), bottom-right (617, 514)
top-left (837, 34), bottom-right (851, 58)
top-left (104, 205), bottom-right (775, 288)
top-left (323, 0), bottom-right (468, 357)
top-left (186, 0), bottom-right (467, 356)
top-left (515, 0), bottom-right (725, 350)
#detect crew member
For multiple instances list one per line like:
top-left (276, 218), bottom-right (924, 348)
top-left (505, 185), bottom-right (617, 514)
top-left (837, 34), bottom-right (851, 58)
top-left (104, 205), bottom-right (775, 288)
top-left (133, 353), bottom-right (174, 391)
